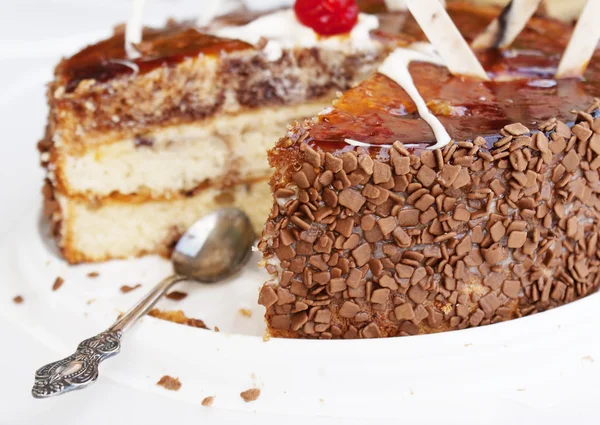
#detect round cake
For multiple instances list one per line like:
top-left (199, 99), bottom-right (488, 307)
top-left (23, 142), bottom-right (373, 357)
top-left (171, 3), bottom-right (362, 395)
top-left (257, 2), bottom-right (600, 339)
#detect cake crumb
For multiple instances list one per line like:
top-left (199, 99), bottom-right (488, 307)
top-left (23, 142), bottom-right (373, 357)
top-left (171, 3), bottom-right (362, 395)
top-left (13, 295), bottom-right (24, 304)
top-left (87, 299), bottom-right (96, 305)
top-left (239, 308), bottom-right (252, 318)
top-left (87, 271), bottom-right (100, 278)
top-left (214, 326), bottom-right (220, 332)
top-left (120, 284), bottom-right (141, 293)
top-left (240, 388), bottom-right (260, 402)
top-left (166, 290), bottom-right (188, 301)
top-left (148, 309), bottom-right (207, 329)
top-left (583, 355), bottom-right (594, 362)
top-left (52, 277), bottom-right (64, 291)
top-left (201, 396), bottom-right (215, 407)
top-left (263, 334), bottom-right (271, 342)
top-left (157, 375), bottom-right (181, 391)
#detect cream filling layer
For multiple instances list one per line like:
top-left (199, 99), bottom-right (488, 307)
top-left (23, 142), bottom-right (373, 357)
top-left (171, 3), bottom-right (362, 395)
top-left (57, 179), bottom-right (272, 261)
top-left (58, 102), bottom-right (326, 197)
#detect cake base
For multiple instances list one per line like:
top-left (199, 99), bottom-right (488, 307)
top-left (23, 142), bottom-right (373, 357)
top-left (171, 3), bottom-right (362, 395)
top-left (56, 179), bottom-right (271, 263)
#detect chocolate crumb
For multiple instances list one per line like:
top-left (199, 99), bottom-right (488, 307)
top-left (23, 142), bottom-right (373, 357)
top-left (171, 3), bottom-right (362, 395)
top-left (201, 396), bottom-right (215, 406)
top-left (13, 295), bottom-right (24, 304)
top-left (52, 277), bottom-right (64, 291)
top-left (166, 290), bottom-right (188, 301)
top-left (120, 284), bottom-right (142, 293)
top-left (134, 135), bottom-right (154, 148)
top-left (240, 388), bottom-right (261, 402)
top-left (156, 375), bottom-right (181, 391)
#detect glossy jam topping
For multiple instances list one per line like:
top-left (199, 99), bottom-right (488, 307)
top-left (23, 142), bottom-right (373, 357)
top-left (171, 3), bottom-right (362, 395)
top-left (57, 25), bottom-right (252, 92)
top-left (308, 3), bottom-right (600, 150)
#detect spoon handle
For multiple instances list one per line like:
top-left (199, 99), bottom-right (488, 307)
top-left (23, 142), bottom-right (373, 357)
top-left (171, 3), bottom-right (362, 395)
top-left (110, 274), bottom-right (185, 333)
top-left (32, 274), bottom-right (185, 398)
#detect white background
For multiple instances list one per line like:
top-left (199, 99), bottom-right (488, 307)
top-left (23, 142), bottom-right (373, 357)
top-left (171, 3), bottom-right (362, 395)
top-left (0, 1), bottom-right (598, 424)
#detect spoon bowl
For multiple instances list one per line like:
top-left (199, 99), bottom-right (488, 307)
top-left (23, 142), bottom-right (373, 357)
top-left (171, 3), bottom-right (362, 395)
top-left (172, 208), bottom-right (256, 282)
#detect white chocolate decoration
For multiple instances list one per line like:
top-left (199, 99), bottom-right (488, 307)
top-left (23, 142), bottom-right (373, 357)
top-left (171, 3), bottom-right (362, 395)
top-left (377, 44), bottom-right (452, 150)
top-left (196, 0), bottom-right (241, 27)
top-left (213, 9), bottom-right (379, 62)
top-left (404, 0), bottom-right (488, 80)
top-left (556, 0), bottom-right (600, 79)
top-left (472, 0), bottom-right (543, 50)
top-left (125, 0), bottom-right (146, 59)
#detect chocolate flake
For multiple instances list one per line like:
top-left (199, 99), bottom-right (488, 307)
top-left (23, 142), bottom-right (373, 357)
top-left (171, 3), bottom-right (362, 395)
top-left (157, 375), bottom-right (181, 391)
top-left (120, 284), bottom-right (142, 293)
top-left (166, 290), bottom-right (188, 301)
top-left (240, 388), bottom-right (261, 402)
top-left (52, 277), bottom-right (64, 291)
top-left (201, 396), bottom-right (215, 407)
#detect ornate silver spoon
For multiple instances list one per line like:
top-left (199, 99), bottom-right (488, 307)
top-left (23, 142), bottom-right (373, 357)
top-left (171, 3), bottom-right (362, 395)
top-left (32, 208), bottom-right (255, 398)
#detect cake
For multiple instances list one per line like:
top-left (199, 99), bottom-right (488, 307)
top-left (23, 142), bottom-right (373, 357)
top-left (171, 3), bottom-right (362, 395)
top-left (257, 2), bottom-right (600, 338)
top-left (39, 0), bottom-right (600, 339)
top-left (39, 3), bottom-right (396, 263)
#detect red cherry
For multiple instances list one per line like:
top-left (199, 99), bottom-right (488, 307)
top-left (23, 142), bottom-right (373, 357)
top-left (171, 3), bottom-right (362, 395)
top-left (294, 0), bottom-right (359, 36)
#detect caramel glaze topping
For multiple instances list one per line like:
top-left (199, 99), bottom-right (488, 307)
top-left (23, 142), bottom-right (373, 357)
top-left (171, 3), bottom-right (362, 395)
top-left (56, 25), bottom-right (253, 92)
top-left (309, 3), bottom-right (600, 149)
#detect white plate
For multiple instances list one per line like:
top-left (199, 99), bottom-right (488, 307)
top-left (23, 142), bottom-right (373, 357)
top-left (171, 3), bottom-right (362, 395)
top-left (1, 2), bottom-right (600, 422)
top-left (1, 59), bottom-right (600, 422)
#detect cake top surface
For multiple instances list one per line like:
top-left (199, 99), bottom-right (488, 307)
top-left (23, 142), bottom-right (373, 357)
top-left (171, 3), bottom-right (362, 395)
top-left (55, 23), bottom-right (253, 92)
top-left (55, 5), bottom-right (383, 92)
top-left (307, 3), bottom-right (600, 149)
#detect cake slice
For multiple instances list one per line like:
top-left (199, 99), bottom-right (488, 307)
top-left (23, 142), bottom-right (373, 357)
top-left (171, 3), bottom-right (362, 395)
top-left (40, 8), bottom-right (397, 263)
top-left (258, 3), bottom-right (600, 338)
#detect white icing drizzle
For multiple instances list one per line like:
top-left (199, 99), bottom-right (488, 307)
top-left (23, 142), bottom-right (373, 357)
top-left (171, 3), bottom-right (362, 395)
top-left (108, 59), bottom-right (140, 74)
top-left (213, 9), bottom-right (379, 62)
top-left (377, 43), bottom-right (452, 150)
top-left (124, 4), bottom-right (378, 63)
top-left (344, 138), bottom-right (421, 149)
top-left (125, 0), bottom-right (242, 58)
top-left (196, 0), bottom-right (242, 27)
top-left (125, 0), bottom-right (146, 59)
